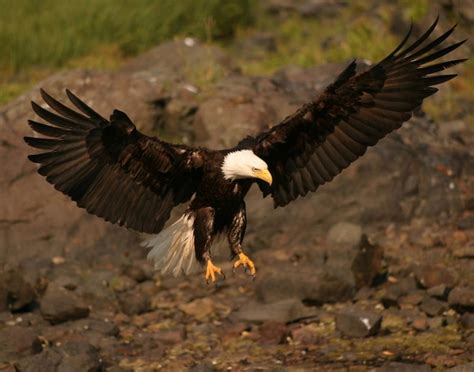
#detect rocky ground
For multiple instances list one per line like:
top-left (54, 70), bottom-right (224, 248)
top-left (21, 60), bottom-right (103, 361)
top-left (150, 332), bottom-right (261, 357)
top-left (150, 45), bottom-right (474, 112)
top-left (1, 4), bottom-right (474, 371)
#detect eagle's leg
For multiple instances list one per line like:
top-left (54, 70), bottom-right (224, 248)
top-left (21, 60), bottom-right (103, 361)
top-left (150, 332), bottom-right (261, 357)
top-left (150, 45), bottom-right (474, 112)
top-left (194, 207), bottom-right (224, 283)
top-left (228, 203), bottom-right (256, 277)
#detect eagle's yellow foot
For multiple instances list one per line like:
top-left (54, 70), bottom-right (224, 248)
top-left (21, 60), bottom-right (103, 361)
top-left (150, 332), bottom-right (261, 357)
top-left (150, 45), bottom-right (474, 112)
top-left (233, 252), bottom-right (256, 276)
top-left (205, 259), bottom-right (224, 284)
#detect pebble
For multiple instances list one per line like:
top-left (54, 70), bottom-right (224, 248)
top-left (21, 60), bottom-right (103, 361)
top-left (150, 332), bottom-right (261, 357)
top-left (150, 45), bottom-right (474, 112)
top-left (448, 287), bottom-right (474, 312)
top-left (415, 265), bottom-right (458, 289)
top-left (335, 309), bottom-right (382, 338)
top-left (420, 297), bottom-right (448, 317)
top-left (40, 285), bottom-right (90, 324)
top-left (460, 313), bottom-right (474, 329)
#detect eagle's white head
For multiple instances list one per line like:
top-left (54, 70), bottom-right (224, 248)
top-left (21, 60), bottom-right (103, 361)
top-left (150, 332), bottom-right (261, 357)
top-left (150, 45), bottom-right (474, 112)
top-left (221, 150), bottom-right (272, 185)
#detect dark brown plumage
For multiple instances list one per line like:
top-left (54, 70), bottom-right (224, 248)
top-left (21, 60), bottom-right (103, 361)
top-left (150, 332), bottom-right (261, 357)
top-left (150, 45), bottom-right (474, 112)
top-left (252, 17), bottom-right (466, 206)
top-left (24, 18), bottom-right (466, 280)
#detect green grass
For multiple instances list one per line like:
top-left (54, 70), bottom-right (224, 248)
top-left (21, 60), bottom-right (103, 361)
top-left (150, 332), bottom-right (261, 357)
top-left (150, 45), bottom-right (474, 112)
top-left (0, 0), bottom-right (472, 124)
top-left (0, 0), bottom-right (255, 104)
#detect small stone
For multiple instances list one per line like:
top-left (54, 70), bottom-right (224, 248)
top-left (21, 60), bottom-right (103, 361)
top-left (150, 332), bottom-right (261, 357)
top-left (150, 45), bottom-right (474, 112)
top-left (179, 298), bottom-right (215, 320)
top-left (412, 317), bottom-right (429, 331)
top-left (236, 298), bottom-right (317, 323)
top-left (335, 309), bottom-right (382, 338)
top-left (452, 246), bottom-right (474, 259)
top-left (58, 341), bottom-right (102, 371)
top-left (379, 277), bottom-right (418, 308)
top-left (420, 297), bottom-right (448, 317)
top-left (52, 276), bottom-right (79, 291)
top-left (109, 275), bottom-right (137, 293)
top-left (51, 256), bottom-right (66, 265)
top-left (291, 323), bottom-right (321, 344)
top-left (258, 321), bottom-right (287, 345)
top-left (40, 285), bottom-right (90, 324)
top-left (427, 317), bottom-right (444, 329)
top-left (427, 284), bottom-right (448, 299)
top-left (16, 349), bottom-right (63, 372)
top-left (122, 264), bottom-right (148, 283)
top-left (374, 362), bottom-right (432, 371)
top-left (117, 289), bottom-right (151, 316)
top-left (415, 265), bottom-right (458, 289)
top-left (1, 270), bottom-right (36, 312)
top-left (460, 313), bottom-right (474, 329)
top-left (457, 215), bottom-right (474, 230)
top-left (0, 326), bottom-right (42, 361)
top-left (154, 327), bottom-right (186, 345)
top-left (448, 287), bottom-right (474, 312)
top-left (398, 292), bottom-right (424, 307)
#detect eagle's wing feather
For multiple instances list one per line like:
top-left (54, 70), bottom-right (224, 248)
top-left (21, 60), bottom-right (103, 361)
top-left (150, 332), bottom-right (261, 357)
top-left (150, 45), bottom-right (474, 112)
top-left (252, 17), bottom-right (466, 207)
top-left (25, 89), bottom-right (204, 233)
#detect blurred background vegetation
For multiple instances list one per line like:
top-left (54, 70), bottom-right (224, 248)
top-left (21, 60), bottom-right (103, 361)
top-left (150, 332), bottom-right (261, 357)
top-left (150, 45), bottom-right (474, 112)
top-left (0, 0), bottom-right (472, 122)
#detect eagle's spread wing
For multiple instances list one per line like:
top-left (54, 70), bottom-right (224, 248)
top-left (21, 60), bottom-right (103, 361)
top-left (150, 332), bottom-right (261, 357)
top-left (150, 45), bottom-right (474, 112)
top-left (252, 18), bottom-right (466, 207)
top-left (25, 89), bottom-right (204, 233)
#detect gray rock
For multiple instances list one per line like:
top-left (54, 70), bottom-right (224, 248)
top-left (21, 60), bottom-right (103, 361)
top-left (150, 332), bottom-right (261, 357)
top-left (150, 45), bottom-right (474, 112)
top-left (57, 341), bottom-right (102, 372)
top-left (415, 265), bottom-right (458, 289)
top-left (0, 269), bottom-right (36, 312)
top-left (117, 288), bottom-right (151, 315)
top-left (457, 215), bottom-right (474, 230)
top-left (449, 362), bottom-right (474, 372)
top-left (379, 277), bottom-right (418, 308)
top-left (335, 309), bottom-right (382, 338)
top-left (448, 286), bottom-right (474, 312)
top-left (40, 285), bottom-right (90, 324)
top-left (16, 349), bottom-right (63, 372)
top-left (16, 341), bottom-right (101, 372)
top-left (256, 267), bottom-right (353, 304)
top-left (375, 362), bottom-right (432, 371)
top-left (258, 321), bottom-right (288, 345)
top-left (427, 284), bottom-right (448, 299)
top-left (419, 297), bottom-right (448, 317)
top-left (460, 313), bottom-right (474, 329)
top-left (121, 264), bottom-right (149, 283)
top-left (0, 326), bottom-right (42, 361)
top-left (236, 298), bottom-right (317, 323)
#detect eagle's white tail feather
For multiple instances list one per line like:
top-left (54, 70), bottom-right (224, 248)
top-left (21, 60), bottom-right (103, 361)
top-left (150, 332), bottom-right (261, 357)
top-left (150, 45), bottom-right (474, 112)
top-left (143, 213), bottom-right (199, 277)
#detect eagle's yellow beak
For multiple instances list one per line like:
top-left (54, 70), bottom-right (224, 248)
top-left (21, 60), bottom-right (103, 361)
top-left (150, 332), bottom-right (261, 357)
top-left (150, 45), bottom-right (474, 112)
top-left (254, 168), bottom-right (272, 185)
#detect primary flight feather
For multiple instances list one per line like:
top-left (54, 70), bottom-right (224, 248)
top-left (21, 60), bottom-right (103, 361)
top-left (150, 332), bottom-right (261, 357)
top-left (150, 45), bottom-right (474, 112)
top-left (25, 18), bottom-right (467, 282)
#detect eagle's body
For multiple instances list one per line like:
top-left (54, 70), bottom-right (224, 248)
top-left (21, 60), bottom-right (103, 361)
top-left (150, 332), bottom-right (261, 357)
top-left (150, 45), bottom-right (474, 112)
top-left (25, 18), bottom-right (466, 281)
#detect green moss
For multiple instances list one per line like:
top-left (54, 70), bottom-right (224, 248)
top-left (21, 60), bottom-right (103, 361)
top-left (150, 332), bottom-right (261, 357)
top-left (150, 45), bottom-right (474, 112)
top-left (324, 326), bottom-right (463, 361)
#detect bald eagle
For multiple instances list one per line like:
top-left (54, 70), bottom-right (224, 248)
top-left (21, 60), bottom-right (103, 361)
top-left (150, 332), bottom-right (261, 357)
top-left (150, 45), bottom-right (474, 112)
top-left (25, 19), bottom-right (466, 282)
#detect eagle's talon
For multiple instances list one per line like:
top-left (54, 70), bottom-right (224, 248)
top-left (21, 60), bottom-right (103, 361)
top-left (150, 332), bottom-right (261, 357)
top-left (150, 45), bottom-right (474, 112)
top-left (205, 259), bottom-right (224, 284)
top-left (233, 252), bottom-right (256, 276)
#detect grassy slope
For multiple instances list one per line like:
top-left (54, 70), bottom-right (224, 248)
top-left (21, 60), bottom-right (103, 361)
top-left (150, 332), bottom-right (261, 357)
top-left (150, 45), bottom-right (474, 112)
top-left (0, 0), bottom-right (472, 122)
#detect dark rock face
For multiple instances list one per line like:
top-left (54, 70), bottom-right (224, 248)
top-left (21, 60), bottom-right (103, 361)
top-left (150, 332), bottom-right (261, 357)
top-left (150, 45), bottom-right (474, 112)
top-left (15, 341), bottom-right (101, 372)
top-left (0, 269), bottom-right (36, 312)
top-left (40, 285), bottom-right (90, 324)
top-left (0, 326), bottom-right (42, 361)
top-left (448, 287), bottom-right (474, 312)
top-left (335, 309), bottom-right (382, 338)
top-left (256, 267), bottom-right (354, 304)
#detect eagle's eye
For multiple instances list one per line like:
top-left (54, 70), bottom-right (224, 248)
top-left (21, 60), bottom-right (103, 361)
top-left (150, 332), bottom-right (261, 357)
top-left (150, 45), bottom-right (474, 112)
top-left (251, 167), bottom-right (258, 172)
